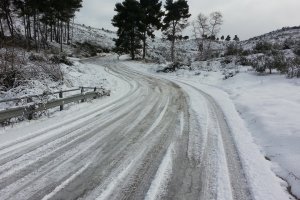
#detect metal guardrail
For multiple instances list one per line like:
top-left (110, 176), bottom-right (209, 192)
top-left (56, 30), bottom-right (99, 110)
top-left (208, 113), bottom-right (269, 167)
top-left (0, 87), bottom-right (110, 123)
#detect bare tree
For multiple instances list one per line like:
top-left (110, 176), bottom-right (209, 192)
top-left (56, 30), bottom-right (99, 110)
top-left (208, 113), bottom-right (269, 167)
top-left (196, 13), bottom-right (209, 37)
top-left (193, 11), bottom-right (223, 60)
top-left (209, 12), bottom-right (223, 37)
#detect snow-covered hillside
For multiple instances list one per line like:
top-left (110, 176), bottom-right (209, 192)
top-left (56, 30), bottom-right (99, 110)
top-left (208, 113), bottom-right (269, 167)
top-left (72, 23), bottom-right (115, 50)
top-left (241, 26), bottom-right (300, 50)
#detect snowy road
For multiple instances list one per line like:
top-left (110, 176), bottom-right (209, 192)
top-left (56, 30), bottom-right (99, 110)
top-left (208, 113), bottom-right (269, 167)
top-left (0, 57), bottom-right (289, 200)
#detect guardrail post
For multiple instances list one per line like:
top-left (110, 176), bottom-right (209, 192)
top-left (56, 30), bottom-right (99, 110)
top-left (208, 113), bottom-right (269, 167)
top-left (59, 91), bottom-right (64, 111)
top-left (94, 87), bottom-right (97, 99)
top-left (28, 105), bottom-right (35, 120)
top-left (27, 97), bottom-right (34, 120)
top-left (81, 87), bottom-right (85, 102)
top-left (27, 97), bottom-right (33, 104)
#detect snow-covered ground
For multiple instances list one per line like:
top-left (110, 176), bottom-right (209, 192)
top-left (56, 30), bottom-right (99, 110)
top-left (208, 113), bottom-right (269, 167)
top-left (124, 60), bottom-right (300, 199)
top-left (0, 54), bottom-right (298, 199)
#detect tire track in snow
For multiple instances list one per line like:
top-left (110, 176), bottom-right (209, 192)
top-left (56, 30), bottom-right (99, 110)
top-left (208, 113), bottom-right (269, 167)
top-left (174, 80), bottom-right (252, 200)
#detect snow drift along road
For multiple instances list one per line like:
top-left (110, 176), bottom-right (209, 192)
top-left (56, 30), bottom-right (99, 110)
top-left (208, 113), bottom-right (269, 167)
top-left (0, 56), bottom-right (290, 200)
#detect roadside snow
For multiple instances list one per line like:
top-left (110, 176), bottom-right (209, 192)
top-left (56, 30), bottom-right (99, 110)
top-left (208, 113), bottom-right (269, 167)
top-left (217, 73), bottom-right (300, 198)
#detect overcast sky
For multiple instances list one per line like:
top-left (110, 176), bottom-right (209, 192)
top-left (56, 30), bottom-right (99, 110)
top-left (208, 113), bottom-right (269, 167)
top-left (75, 0), bottom-right (300, 40)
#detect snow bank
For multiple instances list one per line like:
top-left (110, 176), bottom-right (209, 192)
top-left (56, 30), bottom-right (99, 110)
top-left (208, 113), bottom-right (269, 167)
top-left (180, 81), bottom-right (291, 200)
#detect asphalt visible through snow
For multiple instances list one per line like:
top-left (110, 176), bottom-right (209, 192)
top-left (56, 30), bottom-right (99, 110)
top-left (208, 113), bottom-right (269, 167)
top-left (0, 57), bottom-right (252, 200)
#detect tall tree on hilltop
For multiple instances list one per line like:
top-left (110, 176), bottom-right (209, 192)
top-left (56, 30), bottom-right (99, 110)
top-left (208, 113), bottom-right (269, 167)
top-left (140, 0), bottom-right (163, 59)
top-left (233, 34), bottom-right (240, 42)
top-left (112, 0), bottom-right (144, 60)
top-left (225, 35), bottom-right (231, 41)
top-left (162, 0), bottom-right (191, 62)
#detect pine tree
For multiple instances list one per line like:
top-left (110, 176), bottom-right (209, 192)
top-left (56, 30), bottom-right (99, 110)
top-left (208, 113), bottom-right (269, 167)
top-left (0, 8), bottom-right (5, 37)
top-left (112, 0), bottom-right (144, 60)
top-left (140, 0), bottom-right (163, 59)
top-left (225, 35), bottom-right (231, 41)
top-left (0, 0), bottom-right (14, 36)
top-left (221, 35), bottom-right (224, 40)
top-left (11, 0), bottom-right (82, 51)
top-left (233, 34), bottom-right (239, 42)
top-left (209, 35), bottom-right (216, 41)
top-left (162, 0), bottom-right (191, 62)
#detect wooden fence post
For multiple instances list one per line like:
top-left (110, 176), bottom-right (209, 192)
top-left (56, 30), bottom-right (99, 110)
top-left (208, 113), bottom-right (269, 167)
top-left (59, 91), bottom-right (64, 111)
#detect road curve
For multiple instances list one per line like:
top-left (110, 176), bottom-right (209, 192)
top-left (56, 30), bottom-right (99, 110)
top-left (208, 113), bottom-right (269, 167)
top-left (0, 57), bottom-right (251, 200)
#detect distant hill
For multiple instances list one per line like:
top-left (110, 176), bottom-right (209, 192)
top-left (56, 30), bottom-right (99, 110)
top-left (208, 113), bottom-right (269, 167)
top-left (242, 26), bottom-right (300, 50)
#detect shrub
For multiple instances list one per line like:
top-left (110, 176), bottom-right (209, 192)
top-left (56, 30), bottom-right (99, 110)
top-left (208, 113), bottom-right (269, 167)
top-left (50, 54), bottom-right (73, 66)
top-left (237, 56), bottom-right (251, 66)
top-left (220, 57), bottom-right (232, 67)
top-left (254, 41), bottom-right (273, 53)
top-left (251, 55), bottom-right (267, 73)
top-left (225, 43), bottom-right (243, 56)
top-left (76, 41), bottom-right (106, 57)
top-left (272, 51), bottom-right (288, 73)
top-left (241, 49), bottom-right (252, 56)
top-left (28, 53), bottom-right (45, 62)
top-left (293, 42), bottom-right (300, 56)
top-left (287, 57), bottom-right (300, 78)
top-left (157, 62), bottom-right (184, 73)
top-left (250, 51), bottom-right (288, 74)
top-left (0, 69), bottom-right (24, 90)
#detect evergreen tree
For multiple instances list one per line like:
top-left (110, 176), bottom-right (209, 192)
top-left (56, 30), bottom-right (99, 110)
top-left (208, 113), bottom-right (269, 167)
top-left (221, 35), bottom-right (224, 40)
top-left (140, 0), bottom-right (163, 59)
top-left (162, 0), bottom-right (191, 62)
top-left (233, 34), bottom-right (239, 42)
top-left (0, 0), bottom-right (14, 36)
top-left (0, 8), bottom-right (5, 37)
top-left (112, 0), bottom-right (144, 60)
top-left (225, 35), bottom-right (231, 41)
top-left (209, 35), bottom-right (216, 41)
top-left (11, 0), bottom-right (82, 51)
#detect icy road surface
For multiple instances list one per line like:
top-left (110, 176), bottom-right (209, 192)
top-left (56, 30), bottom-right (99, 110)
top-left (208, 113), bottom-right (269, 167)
top-left (0, 57), bottom-right (290, 200)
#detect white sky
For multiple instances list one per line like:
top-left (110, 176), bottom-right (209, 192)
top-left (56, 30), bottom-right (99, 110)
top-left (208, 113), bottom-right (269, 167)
top-left (75, 0), bottom-right (300, 40)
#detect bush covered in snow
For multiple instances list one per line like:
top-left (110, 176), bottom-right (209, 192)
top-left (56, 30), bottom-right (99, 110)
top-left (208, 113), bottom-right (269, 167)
top-left (247, 52), bottom-right (287, 74)
top-left (0, 47), bottom-right (64, 92)
top-left (253, 41), bottom-right (274, 54)
top-left (287, 57), bottom-right (300, 78)
top-left (224, 43), bottom-right (243, 56)
top-left (156, 62), bottom-right (186, 73)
